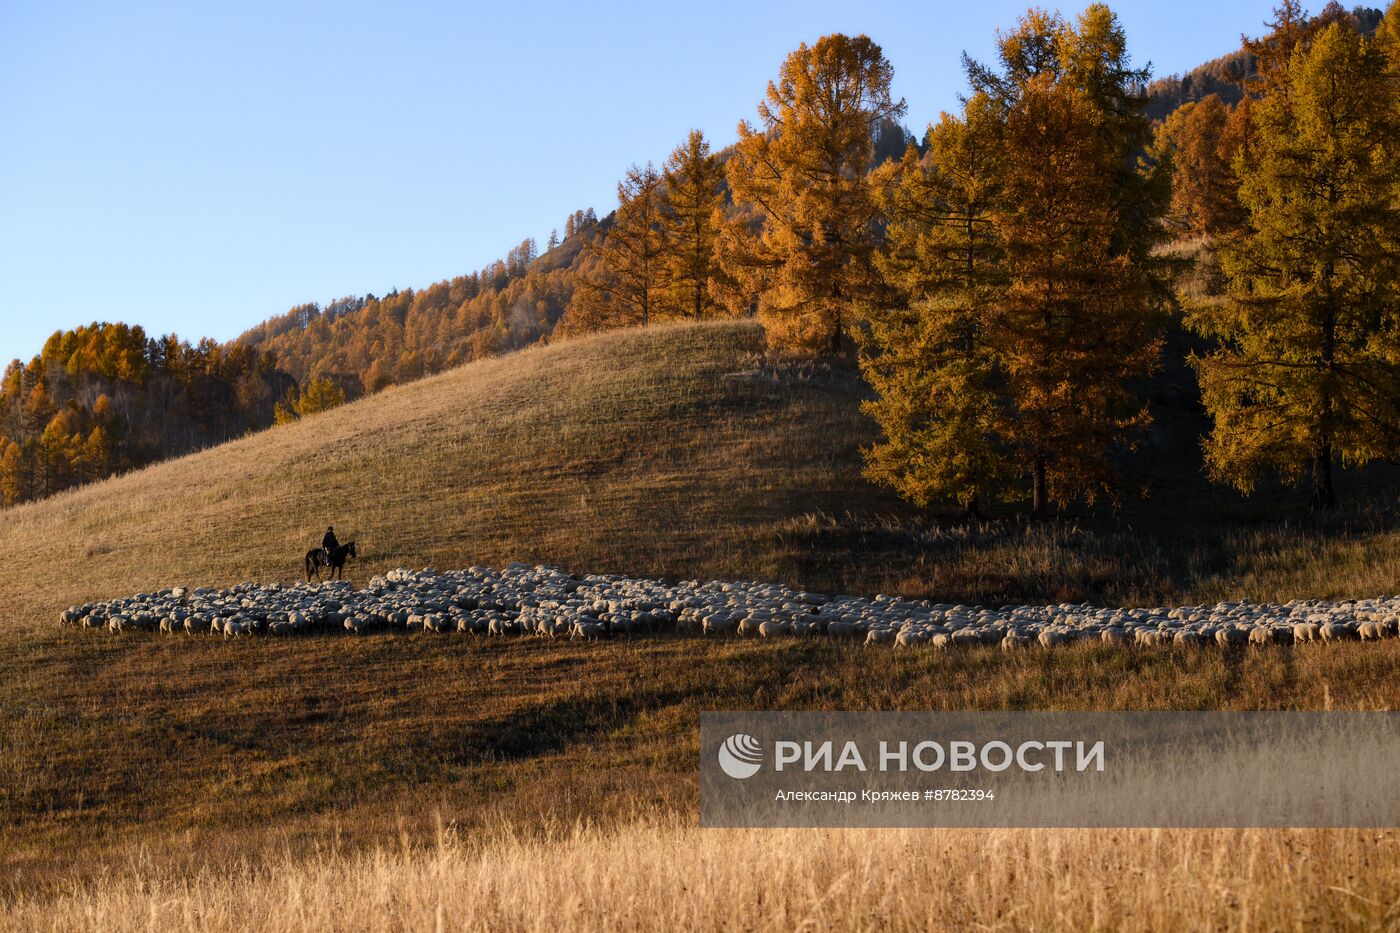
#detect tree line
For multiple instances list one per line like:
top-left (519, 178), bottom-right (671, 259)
top-left (1179, 1), bottom-right (1400, 509)
top-left (236, 234), bottom-right (592, 400)
top-left (9, 2), bottom-right (1394, 518)
top-left (568, 0), bottom-right (1399, 516)
top-left (0, 324), bottom-right (290, 506)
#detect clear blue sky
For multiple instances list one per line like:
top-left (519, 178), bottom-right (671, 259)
top-left (0, 0), bottom-right (1280, 364)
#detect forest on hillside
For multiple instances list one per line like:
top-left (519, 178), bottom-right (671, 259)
top-left (0, 325), bottom-right (290, 505)
top-left (2, 1), bottom-right (1395, 516)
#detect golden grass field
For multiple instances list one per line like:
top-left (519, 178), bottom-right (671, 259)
top-left (4, 320), bottom-right (1400, 929)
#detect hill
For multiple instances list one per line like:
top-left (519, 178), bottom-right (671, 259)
top-left (7, 320), bottom-right (1400, 919)
top-left (1146, 4), bottom-right (1385, 121)
top-left (6, 319), bottom-right (1400, 633)
top-left (0, 322), bottom-right (891, 632)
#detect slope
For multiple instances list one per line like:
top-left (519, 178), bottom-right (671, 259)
top-left (5, 319), bottom-right (1400, 638)
top-left (0, 321), bottom-right (895, 632)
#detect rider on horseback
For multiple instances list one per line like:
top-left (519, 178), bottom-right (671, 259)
top-left (321, 526), bottom-right (339, 564)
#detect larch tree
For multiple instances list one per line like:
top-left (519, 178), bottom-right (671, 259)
top-left (1156, 94), bottom-right (1246, 237)
top-left (1190, 22), bottom-right (1400, 509)
top-left (718, 33), bottom-right (907, 355)
top-left (1243, 1), bottom-right (1319, 96)
top-left (570, 163), bottom-right (668, 331)
top-left (660, 130), bottom-right (725, 319)
top-left (860, 92), bottom-right (1010, 516)
top-left (1380, 1), bottom-right (1400, 68)
top-left (969, 5), bottom-right (1171, 517)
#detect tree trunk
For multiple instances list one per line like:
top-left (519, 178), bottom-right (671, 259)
top-left (963, 495), bottom-right (981, 522)
top-left (1031, 457), bottom-right (1048, 519)
top-left (1310, 443), bottom-right (1336, 510)
top-left (830, 315), bottom-right (843, 357)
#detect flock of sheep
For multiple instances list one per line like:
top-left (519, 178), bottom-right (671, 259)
top-left (58, 563), bottom-right (1400, 650)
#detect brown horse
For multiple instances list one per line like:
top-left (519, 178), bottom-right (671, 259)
top-left (305, 541), bottom-right (357, 581)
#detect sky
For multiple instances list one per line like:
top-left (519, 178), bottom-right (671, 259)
top-left (0, 0), bottom-right (1281, 364)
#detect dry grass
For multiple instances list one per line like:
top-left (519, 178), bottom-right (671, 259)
top-left (6, 813), bottom-right (1400, 931)
top-left (5, 321), bottom-right (1400, 926)
top-left (4, 632), bottom-right (1400, 901)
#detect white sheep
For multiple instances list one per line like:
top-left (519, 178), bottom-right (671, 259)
top-left (571, 620), bottom-right (604, 641)
top-left (865, 627), bottom-right (896, 646)
top-left (826, 620), bottom-right (861, 640)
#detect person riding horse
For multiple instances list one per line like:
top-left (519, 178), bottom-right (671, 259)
top-left (306, 528), bottom-right (357, 582)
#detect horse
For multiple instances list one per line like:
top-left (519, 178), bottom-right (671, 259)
top-left (305, 541), bottom-right (357, 582)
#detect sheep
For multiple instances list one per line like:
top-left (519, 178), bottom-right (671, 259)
top-left (1173, 630), bottom-right (1205, 649)
top-left (1319, 622), bottom-right (1357, 642)
top-left (343, 616), bottom-right (372, 635)
top-left (865, 627), bottom-right (896, 646)
top-left (703, 614), bottom-right (739, 636)
top-left (1213, 627), bottom-right (1247, 648)
top-left (68, 564), bottom-right (1400, 659)
top-left (826, 620), bottom-right (861, 640)
top-left (758, 619), bottom-right (790, 638)
top-left (571, 620), bottom-right (604, 641)
top-left (896, 628), bottom-right (930, 648)
top-left (1135, 630), bottom-right (1165, 648)
top-left (675, 609), bottom-right (703, 635)
top-left (737, 614), bottom-right (766, 638)
top-left (951, 630), bottom-right (983, 649)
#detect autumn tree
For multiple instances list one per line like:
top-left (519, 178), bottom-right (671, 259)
top-left (660, 130), bottom-right (726, 319)
top-left (1156, 94), bottom-right (1246, 236)
top-left (860, 93), bottom-right (1010, 516)
top-left (1243, 1), bottom-right (1319, 95)
top-left (967, 5), bottom-right (1171, 516)
top-left (275, 376), bottom-right (347, 424)
top-left (0, 439), bottom-right (30, 506)
top-left (1380, 1), bottom-right (1400, 66)
top-left (717, 33), bottom-right (907, 355)
top-left (1189, 22), bottom-right (1400, 508)
top-left (570, 163), bottom-right (668, 330)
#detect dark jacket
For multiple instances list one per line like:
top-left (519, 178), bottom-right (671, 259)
top-left (322, 530), bottom-right (340, 552)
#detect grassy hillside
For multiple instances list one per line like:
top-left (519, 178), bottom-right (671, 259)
top-left (5, 320), bottom-right (1400, 922)
top-left (4, 319), bottom-right (1400, 634)
top-left (0, 321), bottom-right (890, 630)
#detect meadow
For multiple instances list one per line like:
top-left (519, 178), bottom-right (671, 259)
top-left (4, 321), bottom-right (1400, 928)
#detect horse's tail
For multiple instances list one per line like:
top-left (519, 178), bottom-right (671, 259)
top-left (305, 551), bottom-right (316, 582)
